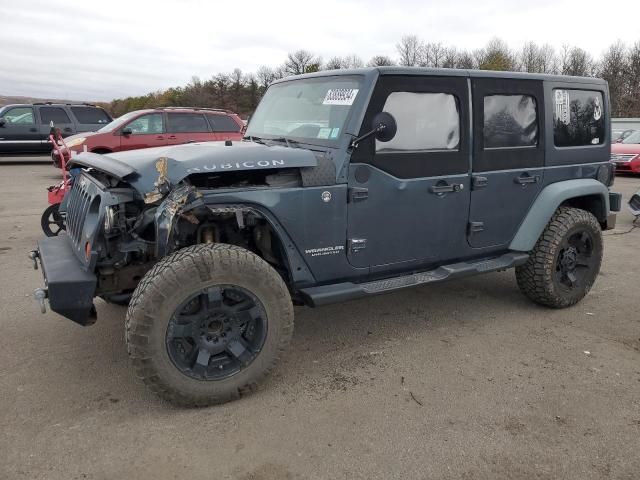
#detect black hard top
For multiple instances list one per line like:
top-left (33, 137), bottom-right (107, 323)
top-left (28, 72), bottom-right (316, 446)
top-left (273, 66), bottom-right (606, 85)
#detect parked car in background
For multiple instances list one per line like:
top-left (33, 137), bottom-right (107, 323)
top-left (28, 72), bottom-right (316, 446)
top-left (54, 107), bottom-right (244, 166)
top-left (612, 129), bottom-right (636, 143)
top-left (611, 130), bottom-right (640, 174)
top-left (0, 103), bottom-right (112, 154)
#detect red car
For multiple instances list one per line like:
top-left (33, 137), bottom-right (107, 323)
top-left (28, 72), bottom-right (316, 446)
top-left (54, 107), bottom-right (244, 165)
top-left (611, 130), bottom-right (640, 174)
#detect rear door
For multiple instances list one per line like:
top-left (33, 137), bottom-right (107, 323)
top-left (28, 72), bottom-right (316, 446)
top-left (38, 106), bottom-right (76, 139)
top-left (468, 78), bottom-right (545, 248)
top-left (347, 75), bottom-right (471, 271)
top-left (206, 113), bottom-right (243, 141)
top-left (166, 112), bottom-right (213, 145)
top-left (118, 112), bottom-right (166, 151)
top-left (0, 106), bottom-right (41, 152)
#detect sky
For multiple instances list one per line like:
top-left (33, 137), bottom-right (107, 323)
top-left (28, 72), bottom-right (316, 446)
top-left (1, 0), bottom-right (639, 102)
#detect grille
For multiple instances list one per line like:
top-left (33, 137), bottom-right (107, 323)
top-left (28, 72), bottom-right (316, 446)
top-left (610, 153), bottom-right (637, 163)
top-left (65, 175), bottom-right (96, 247)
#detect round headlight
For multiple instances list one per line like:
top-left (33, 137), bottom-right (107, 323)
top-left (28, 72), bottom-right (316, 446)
top-left (66, 137), bottom-right (86, 148)
top-left (103, 206), bottom-right (116, 233)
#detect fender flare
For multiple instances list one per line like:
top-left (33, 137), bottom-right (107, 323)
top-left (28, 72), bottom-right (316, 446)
top-left (154, 190), bottom-right (316, 287)
top-left (509, 179), bottom-right (609, 252)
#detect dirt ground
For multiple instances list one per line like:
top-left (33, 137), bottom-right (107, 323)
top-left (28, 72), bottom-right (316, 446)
top-left (1, 162), bottom-right (639, 480)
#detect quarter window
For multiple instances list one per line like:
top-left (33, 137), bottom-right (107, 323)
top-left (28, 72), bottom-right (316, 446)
top-left (126, 113), bottom-right (163, 134)
top-left (376, 92), bottom-right (460, 152)
top-left (70, 107), bottom-right (111, 124)
top-left (39, 107), bottom-right (71, 124)
top-left (167, 113), bottom-right (209, 133)
top-left (207, 114), bottom-right (241, 132)
top-left (483, 95), bottom-right (538, 149)
top-left (553, 89), bottom-right (605, 147)
top-left (1, 107), bottom-right (34, 124)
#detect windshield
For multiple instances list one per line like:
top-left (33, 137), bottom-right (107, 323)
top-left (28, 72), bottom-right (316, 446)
top-left (245, 75), bottom-right (363, 145)
top-left (622, 130), bottom-right (640, 144)
top-left (97, 111), bottom-right (144, 133)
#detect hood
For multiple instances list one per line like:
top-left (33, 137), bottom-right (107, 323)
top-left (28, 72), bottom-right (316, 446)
top-left (68, 140), bottom-right (319, 199)
top-left (611, 143), bottom-right (640, 154)
top-left (65, 131), bottom-right (100, 143)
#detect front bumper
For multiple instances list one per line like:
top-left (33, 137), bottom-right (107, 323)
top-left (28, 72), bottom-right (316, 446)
top-left (33, 235), bottom-right (97, 326)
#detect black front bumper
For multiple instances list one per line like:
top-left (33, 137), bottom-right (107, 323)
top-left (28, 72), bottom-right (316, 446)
top-left (36, 235), bottom-right (97, 326)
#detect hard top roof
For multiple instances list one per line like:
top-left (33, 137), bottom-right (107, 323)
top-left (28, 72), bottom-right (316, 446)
top-left (272, 66), bottom-right (606, 85)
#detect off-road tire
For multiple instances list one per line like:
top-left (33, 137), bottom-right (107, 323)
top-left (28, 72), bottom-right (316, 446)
top-left (516, 207), bottom-right (603, 308)
top-left (125, 243), bottom-right (294, 407)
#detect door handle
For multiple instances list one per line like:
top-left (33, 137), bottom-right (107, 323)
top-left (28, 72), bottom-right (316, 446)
top-left (156, 135), bottom-right (165, 140)
top-left (168, 135), bottom-right (177, 139)
top-left (515, 174), bottom-right (540, 185)
top-left (430, 182), bottom-right (464, 194)
top-left (63, 127), bottom-right (72, 132)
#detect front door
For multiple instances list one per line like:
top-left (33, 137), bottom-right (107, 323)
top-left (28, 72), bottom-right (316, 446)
top-left (0, 106), bottom-right (41, 153)
top-left (468, 79), bottom-right (545, 248)
top-left (166, 112), bottom-right (212, 145)
top-left (347, 75), bottom-right (471, 271)
top-left (118, 112), bottom-right (167, 152)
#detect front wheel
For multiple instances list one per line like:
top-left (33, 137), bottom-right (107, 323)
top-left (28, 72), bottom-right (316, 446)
top-left (125, 244), bottom-right (294, 407)
top-left (516, 207), bottom-right (603, 308)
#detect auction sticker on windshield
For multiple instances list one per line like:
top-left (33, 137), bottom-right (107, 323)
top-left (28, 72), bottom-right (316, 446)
top-left (323, 88), bottom-right (359, 105)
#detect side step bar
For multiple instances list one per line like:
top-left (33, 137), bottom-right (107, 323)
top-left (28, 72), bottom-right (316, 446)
top-left (300, 252), bottom-right (529, 307)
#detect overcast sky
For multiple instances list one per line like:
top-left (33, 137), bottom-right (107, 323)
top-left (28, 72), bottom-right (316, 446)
top-left (1, 0), bottom-right (638, 102)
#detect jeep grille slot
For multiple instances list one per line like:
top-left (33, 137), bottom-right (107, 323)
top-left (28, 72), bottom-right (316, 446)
top-left (65, 177), bottom-right (93, 247)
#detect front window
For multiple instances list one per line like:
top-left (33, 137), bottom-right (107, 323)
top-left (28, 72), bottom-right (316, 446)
top-left (126, 113), bottom-right (164, 134)
top-left (245, 75), bottom-right (363, 145)
top-left (1, 107), bottom-right (34, 125)
top-left (622, 131), bottom-right (640, 144)
top-left (97, 111), bottom-right (145, 133)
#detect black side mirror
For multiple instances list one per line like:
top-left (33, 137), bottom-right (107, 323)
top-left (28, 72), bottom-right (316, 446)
top-left (372, 112), bottom-right (397, 142)
top-left (350, 111), bottom-right (397, 149)
top-left (121, 127), bottom-right (133, 136)
top-left (0, 118), bottom-right (6, 127)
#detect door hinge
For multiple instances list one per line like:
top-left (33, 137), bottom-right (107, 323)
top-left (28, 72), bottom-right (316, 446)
top-left (468, 221), bottom-right (484, 234)
top-left (471, 176), bottom-right (488, 190)
top-left (348, 187), bottom-right (368, 202)
top-left (349, 238), bottom-right (367, 253)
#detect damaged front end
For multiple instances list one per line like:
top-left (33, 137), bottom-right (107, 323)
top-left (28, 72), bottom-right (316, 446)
top-left (34, 142), bottom-right (320, 324)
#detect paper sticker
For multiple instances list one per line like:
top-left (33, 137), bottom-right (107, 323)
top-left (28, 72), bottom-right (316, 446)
top-left (555, 90), bottom-right (570, 125)
top-left (317, 127), bottom-right (332, 139)
top-left (593, 96), bottom-right (602, 121)
top-left (323, 88), bottom-right (359, 105)
top-left (330, 127), bottom-right (340, 139)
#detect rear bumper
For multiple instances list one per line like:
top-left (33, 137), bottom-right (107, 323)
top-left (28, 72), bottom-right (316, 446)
top-left (35, 235), bottom-right (97, 326)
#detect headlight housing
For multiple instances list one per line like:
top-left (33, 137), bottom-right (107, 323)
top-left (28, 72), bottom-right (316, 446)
top-left (103, 206), bottom-right (116, 233)
top-left (66, 137), bottom-right (86, 148)
top-left (597, 162), bottom-right (615, 187)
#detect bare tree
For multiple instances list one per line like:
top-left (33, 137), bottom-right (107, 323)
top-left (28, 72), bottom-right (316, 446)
top-left (284, 50), bottom-right (321, 75)
top-left (599, 41), bottom-right (628, 116)
top-left (396, 35), bottom-right (422, 66)
top-left (560, 45), bottom-right (593, 76)
top-left (625, 41), bottom-right (640, 116)
top-left (441, 47), bottom-right (458, 69)
top-left (367, 55), bottom-right (396, 67)
top-left (325, 56), bottom-right (345, 70)
top-left (456, 50), bottom-right (475, 69)
top-left (256, 65), bottom-right (277, 91)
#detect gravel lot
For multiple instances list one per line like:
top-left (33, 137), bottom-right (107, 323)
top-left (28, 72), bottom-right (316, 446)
top-left (1, 163), bottom-right (639, 480)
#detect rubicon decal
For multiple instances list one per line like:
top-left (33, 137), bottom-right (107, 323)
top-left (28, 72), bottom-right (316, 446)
top-left (186, 159), bottom-right (286, 173)
top-left (304, 245), bottom-right (345, 257)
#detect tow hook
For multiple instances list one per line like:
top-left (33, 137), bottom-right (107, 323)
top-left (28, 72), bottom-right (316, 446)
top-left (34, 288), bottom-right (48, 314)
top-left (28, 250), bottom-right (39, 270)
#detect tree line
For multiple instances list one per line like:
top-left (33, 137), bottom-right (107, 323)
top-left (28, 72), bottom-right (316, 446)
top-left (108, 36), bottom-right (640, 119)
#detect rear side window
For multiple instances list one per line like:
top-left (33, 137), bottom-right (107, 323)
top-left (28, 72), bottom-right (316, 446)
top-left (207, 114), bottom-right (241, 132)
top-left (483, 95), bottom-right (538, 149)
top-left (39, 107), bottom-right (71, 124)
top-left (167, 113), bottom-right (209, 133)
top-left (553, 89), bottom-right (605, 147)
top-left (376, 92), bottom-right (460, 152)
top-left (1, 107), bottom-right (34, 124)
top-left (126, 113), bottom-right (164, 134)
top-left (70, 107), bottom-right (111, 124)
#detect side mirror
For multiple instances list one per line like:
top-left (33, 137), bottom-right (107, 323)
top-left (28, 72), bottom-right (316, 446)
top-left (121, 127), bottom-right (133, 136)
top-left (615, 138), bottom-right (623, 143)
top-left (372, 112), bottom-right (397, 142)
top-left (350, 111), bottom-right (397, 149)
top-left (0, 118), bottom-right (6, 127)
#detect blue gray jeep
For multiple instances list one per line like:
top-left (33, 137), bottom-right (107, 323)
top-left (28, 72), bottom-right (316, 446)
top-left (31, 67), bottom-right (622, 406)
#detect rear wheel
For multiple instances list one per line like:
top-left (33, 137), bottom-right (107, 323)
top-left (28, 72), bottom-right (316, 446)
top-left (516, 207), bottom-right (603, 308)
top-left (125, 244), bottom-right (294, 406)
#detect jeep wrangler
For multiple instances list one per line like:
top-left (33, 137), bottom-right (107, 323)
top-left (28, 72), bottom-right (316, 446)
top-left (31, 68), bottom-right (622, 406)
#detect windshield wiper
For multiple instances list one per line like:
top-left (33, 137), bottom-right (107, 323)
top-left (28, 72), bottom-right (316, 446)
top-left (243, 135), bottom-right (267, 145)
top-left (267, 137), bottom-right (301, 148)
